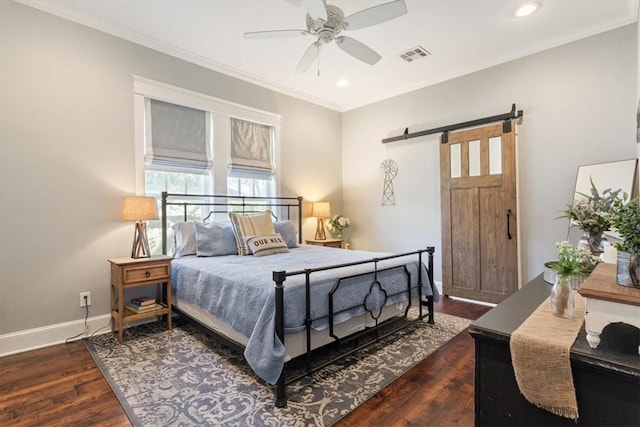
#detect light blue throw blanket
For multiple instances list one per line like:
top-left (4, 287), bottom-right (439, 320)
top-left (171, 245), bottom-right (438, 384)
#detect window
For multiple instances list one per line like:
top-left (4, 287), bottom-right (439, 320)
top-left (144, 98), bottom-right (212, 197)
top-left (228, 117), bottom-right (275, 198)
top-left (133, 77), bottom-right (281, 254)
top-left (227, 173), bottom-right (274, 198)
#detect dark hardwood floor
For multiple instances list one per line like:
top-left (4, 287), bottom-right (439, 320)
top-left (337, 298), bottom-right (491, 427)
top-left (0, 298), bottom-right (491, 426)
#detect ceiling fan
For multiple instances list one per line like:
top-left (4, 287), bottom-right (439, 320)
top-left (244, 0), bottom-right (408, 73)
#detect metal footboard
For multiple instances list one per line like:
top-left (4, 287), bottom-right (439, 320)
top-left (272, 247), bottom-right (435, 407)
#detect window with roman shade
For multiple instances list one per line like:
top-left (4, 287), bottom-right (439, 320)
top-left (146, 99), bottom-right (212, 172)
top-left (229, 118), bottom-right (274, 173)
top-left (227, 118), bottom-right (275, 199)
top-left (134, 77), bottom-right (282, 254)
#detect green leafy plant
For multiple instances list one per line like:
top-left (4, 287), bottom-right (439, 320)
top-left (553, 241), bottom-right (600, 278)
top-left (610, 195), bottom-right (640, 254)
top-left (558, 179), bottom-right (621, 234)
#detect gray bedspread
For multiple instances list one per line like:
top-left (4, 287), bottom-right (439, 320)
top-left (171, 245), bottom-right (438, 384)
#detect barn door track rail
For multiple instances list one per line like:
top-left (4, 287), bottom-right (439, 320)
top-left (381, 103), bottom-right (524, 144)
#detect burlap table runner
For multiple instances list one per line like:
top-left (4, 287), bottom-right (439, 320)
top-left (509, 293), bottom-right (585, 420)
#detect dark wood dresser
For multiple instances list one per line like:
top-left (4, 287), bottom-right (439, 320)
top-left (469, 275), bottom-right (640, 426)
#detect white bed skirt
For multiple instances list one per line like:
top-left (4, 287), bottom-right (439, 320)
top-left (172, 295), bottom-right (419, 361)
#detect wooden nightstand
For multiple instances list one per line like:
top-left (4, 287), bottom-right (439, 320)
top-left (305, 238), bottom-right (343, 248)
top-left (108, 256), bottom-right (172, 343)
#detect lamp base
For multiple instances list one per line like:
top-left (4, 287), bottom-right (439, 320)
top-left (314, 218), bottom-right (326, 240)
top-left (131, 221), bottom-right (151, 258)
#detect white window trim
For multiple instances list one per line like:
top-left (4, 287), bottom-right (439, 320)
top-left (132, 75), bottom-right (281, 195)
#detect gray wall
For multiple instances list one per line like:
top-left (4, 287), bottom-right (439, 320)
top-left (0, 1), bottom-right (342, 334)
top-left (342, 24), bottom-right (638, 285)
top-left (1, 0), bottom-right (637, 339)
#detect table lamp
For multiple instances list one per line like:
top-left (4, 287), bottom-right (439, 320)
top-left (121, 196), bottom-right (158, 258)
top-left (311, 201), bottom-right (331, 240)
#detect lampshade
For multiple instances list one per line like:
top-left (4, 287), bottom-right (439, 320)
top-left (311, 201), bottom-right (331, 219)
top-left (121, 196), bottom-right (159, 221)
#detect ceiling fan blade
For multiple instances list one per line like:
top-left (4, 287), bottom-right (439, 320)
top-left (295, 41), bottom-right (321, 73)
top-left (335, 36), bottom-right (381, 65)
top-left (244, 29), bottom-right (310, 39)
top-left (343, 0), bottom-right (407, 31)
top-left (301, 0), bottom-right (327, 21)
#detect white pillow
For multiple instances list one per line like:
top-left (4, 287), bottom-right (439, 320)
top-left (229, 211), bottom-right (276, 256)
top-left (246, 233), bottom-right (290, 257)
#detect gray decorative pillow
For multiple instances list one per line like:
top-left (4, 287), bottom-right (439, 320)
top-left (246, 233), bottom-right (290, 257)
top-left (274, 221), bottom-right (298, 248)
top-left (173, 222), bottom-right (197, 257)
top-left (195, 222), bottom-right (238, 257)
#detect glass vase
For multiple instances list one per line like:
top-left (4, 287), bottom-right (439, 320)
top-left (577, 231), bottom-right (607, 257)
top-left (551, 275), bottom-right (578, 318)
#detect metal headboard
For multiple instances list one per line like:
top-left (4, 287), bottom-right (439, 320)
top-left (161, 192), bottom-right (304, 255)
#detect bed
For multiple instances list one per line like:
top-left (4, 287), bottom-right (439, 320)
top-left (161, 192), bottom-right (439, 407)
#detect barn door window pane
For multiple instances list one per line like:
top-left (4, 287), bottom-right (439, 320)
top-left (450, 143), bottom-right (461, 178)
top-left (469, 139), bottom-right (480, 177)
top-left (489, 136), bottom-right (502, 175)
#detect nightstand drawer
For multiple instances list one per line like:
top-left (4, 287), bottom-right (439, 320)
top-left (305, 239), bottom-right (343, 248)
top-left (122, 264), bottom-right (170, 284)
top-left (322, 240), bottom-right (342, 248)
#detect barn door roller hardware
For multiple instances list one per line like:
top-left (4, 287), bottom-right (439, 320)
top-left (381, 103), bottom-right (524, 144)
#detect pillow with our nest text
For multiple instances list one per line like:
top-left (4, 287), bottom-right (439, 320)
top-left (229, 211), bottom-right (276, 256)
top-left (246, 233), bottom-right (290, 257)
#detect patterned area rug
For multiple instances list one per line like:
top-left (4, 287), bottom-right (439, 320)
top-left (85, 311), bottom-right (470, 426)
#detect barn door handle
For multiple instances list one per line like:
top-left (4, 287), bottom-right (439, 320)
top-left (506, 209), bottom-right (513, 240)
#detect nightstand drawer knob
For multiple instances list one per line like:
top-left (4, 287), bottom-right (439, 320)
top-left (145, 270), bottom-right (151, 278)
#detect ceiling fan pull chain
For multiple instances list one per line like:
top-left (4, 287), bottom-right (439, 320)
top-left (317, 43), bottom-right (321, 77)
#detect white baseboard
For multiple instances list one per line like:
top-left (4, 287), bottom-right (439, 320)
top-left (0, 314), bottom-right (112, 357)
top-left (434, 280), bottom-right (443, 295)
top-left (1, 281), bottom-right (446, 358)
top-left (448, 296), bottom-right (497, 308)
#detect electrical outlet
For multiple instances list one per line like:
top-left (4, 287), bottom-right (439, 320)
top-left (80, 292), bottom-right (91, 307)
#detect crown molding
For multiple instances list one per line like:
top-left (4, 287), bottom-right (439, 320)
top-left (17, 0), bottom-right (343, 111)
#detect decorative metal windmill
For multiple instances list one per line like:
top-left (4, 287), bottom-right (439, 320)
top-left (380, 159), bottom-right (398, 206)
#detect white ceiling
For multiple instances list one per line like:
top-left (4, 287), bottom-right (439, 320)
top-left (22, 0), bottom-right (638, 112)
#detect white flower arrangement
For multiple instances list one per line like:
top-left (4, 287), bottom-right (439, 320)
top-left (554, 241), bottom-right (599, 278)
top-left (326, 214), bottom-right (350, 238)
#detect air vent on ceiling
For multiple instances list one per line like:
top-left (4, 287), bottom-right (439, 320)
top-left (400, 46), bottom-right (431, 62)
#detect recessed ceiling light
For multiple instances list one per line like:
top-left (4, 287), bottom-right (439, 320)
top-left (337, 79), bottom-right (349, 87)
top-left (514, 2), bottom-right (540, 18)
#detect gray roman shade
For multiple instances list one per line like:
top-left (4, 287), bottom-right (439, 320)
top-left (229, 118), bottom-right (273, 172)
top-left (146, 99), bottom-right (211, 171)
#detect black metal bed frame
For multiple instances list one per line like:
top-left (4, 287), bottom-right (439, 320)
top-left (161, 192), bottom-right (435, 407)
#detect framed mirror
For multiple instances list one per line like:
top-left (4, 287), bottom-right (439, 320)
top-left (567, 158), bottom-right (638, 246)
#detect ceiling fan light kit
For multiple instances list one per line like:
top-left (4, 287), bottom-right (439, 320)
top-left (244, 0), bottom-right (408, 73)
